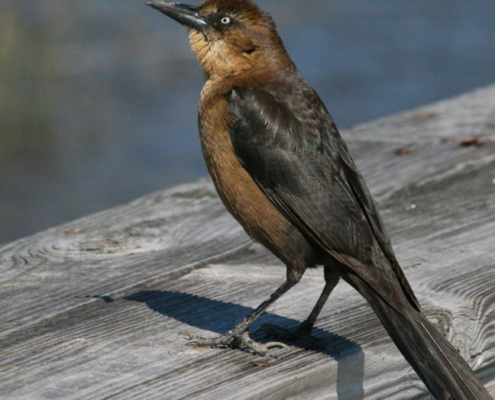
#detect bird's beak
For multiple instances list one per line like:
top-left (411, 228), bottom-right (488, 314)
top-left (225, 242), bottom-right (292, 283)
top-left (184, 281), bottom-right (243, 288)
top-left (146, 1), bottom-right (208, 33)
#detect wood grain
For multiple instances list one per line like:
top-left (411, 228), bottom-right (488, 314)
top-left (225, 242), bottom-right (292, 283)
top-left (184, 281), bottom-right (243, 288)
top-left (1, 85), bottom-right (495, 399)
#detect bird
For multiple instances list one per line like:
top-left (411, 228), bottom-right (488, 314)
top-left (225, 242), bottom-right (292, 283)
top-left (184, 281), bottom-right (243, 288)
top-left (145, 1), bottom-right (492, 398)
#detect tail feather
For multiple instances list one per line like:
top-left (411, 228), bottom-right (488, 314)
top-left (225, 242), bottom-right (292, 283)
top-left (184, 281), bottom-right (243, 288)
top-left (343, 273), bottom-right (492, 400)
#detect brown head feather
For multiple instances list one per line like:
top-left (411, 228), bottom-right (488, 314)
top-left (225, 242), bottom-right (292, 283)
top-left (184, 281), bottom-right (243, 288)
top-left (188, 0), bottom-right (293, 84)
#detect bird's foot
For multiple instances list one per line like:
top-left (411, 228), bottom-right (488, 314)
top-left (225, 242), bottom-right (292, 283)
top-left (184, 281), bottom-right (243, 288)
top-left (256, 323), bottom-right (339, 355)
top-left (179, 330), bottom-right (289, 356)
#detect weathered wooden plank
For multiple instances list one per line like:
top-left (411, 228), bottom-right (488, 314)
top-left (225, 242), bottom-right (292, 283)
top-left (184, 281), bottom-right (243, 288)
top-left (0, 85), bottom-right (495, 399)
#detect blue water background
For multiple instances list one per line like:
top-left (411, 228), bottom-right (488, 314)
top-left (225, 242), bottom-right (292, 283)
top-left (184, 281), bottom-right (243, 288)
top-left (0, 0), bottom-right (494, 243)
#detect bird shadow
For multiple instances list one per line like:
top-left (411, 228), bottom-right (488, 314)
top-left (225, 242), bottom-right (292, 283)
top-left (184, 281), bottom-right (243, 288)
top-left (125, 290), bottom-right (365, 399)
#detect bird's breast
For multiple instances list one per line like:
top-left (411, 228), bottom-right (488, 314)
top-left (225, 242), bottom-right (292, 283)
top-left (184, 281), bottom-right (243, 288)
top-left (198, 89), bottom-right (293, 260)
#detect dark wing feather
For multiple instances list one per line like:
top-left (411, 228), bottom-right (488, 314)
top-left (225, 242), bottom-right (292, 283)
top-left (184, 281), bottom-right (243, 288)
top-left (229, 86), bottom-right (419, 312)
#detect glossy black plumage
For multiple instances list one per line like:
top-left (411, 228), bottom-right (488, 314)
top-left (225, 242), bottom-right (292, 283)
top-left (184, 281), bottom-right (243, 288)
top-left (230, 84), bottom-right (419, 312)
top-left (228, 83), bottom-right (491, 399)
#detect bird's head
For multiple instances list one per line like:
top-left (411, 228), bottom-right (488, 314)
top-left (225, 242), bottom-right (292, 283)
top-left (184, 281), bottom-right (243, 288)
top-left (147, 0), bottom-right (293, 83)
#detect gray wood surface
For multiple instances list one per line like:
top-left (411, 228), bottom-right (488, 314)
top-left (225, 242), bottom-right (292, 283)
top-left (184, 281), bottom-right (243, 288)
top-left (1, 85), bottom-right (495, 399)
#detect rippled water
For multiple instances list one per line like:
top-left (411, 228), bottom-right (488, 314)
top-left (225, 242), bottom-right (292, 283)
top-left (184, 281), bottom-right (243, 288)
top-left (1, 0), bottom-right (494, 243)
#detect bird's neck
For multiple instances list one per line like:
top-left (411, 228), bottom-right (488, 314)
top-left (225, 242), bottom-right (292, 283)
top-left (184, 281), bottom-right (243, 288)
top-left (189, 30), bottom-right (296, 87)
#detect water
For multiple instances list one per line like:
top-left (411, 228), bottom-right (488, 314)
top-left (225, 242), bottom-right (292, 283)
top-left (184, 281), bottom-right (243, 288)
top-left (0, 0), bottom-right (494, 244)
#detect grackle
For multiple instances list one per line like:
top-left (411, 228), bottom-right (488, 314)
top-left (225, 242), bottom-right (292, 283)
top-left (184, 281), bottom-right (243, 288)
top-left (146, 1), bottom-right (492, 398)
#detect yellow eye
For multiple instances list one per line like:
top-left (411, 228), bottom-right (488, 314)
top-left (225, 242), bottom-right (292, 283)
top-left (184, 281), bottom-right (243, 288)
top-left (221, 17), bottom-right (231, 25)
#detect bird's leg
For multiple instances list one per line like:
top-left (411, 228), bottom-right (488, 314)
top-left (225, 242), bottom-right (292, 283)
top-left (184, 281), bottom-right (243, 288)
top-left (298, 267), bottom-right (339, 333)
top-left (180, 268), bottom-right (305, 355)
top-left (258, 267), bottom-right (340, 352)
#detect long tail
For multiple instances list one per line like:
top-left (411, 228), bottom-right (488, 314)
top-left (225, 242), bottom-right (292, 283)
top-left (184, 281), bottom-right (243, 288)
top-left (343, 273), bottom-right (492, 400)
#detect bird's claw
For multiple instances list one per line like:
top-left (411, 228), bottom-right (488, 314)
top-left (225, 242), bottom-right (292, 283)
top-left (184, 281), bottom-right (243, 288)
top-left (239, 331), bottom-right (288, 355)
top-left (179, 330), bottom-right (288, 355)
top-left (179, 331), bottom-right (204, 346)
top-left (256, 323), bottom-right (339, 355)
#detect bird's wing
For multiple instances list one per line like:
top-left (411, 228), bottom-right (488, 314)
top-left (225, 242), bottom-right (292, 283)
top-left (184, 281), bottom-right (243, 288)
top-left (229, 86), bottom-right (419, 312)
